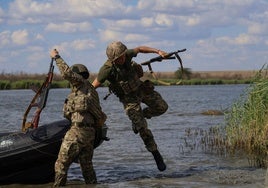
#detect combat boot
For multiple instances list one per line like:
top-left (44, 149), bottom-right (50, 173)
top-left (152, 150), bottom-right (166, 171)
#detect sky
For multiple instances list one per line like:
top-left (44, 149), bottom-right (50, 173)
top-left (0, 0), bottom-right (268, 74)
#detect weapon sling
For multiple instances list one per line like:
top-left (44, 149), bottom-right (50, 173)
top-left (141, 49), bottom-right (186, 85)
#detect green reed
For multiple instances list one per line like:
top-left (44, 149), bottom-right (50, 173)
top-left (224, 68), bottom-right (268, 167)
top-left (0, 80), bottom-right (70, 90)
top-left (153, 78), bottom-right (252, 85)
top-left (182, 67), bottom-right (268, 167)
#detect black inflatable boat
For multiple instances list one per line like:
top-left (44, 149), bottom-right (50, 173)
top-left (0, 59), bottom-right (109, 184)
top-left (0, 119), bottom-right (108, 184)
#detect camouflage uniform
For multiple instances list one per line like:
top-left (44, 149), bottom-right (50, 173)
top-left (53, 57), bottom-right (104, 187)
top-left (96, 49), bottom-right (168, 152)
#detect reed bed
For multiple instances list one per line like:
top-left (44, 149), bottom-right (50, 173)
top-left (183, 67), bottom-right (268, 168)
top-left (182, 126), bottom-right (229, 156)
top-left (0, 70), bottom-right (255, 89)
top-left (224, 68), bottom-right (268, 167)
top-left (0, 80), bottom-right (70, 90)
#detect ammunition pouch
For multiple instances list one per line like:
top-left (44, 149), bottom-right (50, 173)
top-left (63, 92), bottom-right (91, 119)
top-left (119, 79), bottom-right (141, 95)
top-left (108, 84), bottom-right (124, 98)
top-left (141, 80), bottom-right (155, 95)
top-left (109, 79), bottom-right (141, 97)
top-left (108, 61), bottom-right (143, 97)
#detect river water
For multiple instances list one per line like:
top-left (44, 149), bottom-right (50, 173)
top-left (0, 85), bottom-right (266, 188)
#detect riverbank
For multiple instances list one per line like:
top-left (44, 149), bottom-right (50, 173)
top-left (0, 70), bottom-right (257, 89)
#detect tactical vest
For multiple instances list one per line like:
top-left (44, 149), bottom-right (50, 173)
top-left (63, 82), bottom-right (100, 121)
top-left (108, 61), bottom-right (142, 97)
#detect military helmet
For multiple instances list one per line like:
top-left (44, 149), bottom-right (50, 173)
top-left (106, 41), bottom-right (127, 62)
top-left (70, 64), bottom-right (90, 79)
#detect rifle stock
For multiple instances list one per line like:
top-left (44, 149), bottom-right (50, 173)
top-left (38, 63), bottom-right (54, 109)
top-left (21, 59), bottom-right (54, 132)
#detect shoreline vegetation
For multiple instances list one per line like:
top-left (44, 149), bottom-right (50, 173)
top-left (184, 68), bottom-right (268, 168)
top-left (0, 70), bottom-right (257, 90)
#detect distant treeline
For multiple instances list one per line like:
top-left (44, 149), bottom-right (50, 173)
top-left (0, 71), bottom-right (256, 90)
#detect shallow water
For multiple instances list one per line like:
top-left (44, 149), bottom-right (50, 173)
top-left (0, 85), bottom-right (266, 188)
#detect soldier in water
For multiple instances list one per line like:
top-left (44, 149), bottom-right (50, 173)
top-left (92, 41), bottom-right (168, 171)
top-left (50, 49), bottom-right (106, 187)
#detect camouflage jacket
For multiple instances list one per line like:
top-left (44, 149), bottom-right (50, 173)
top-left (55, 57), bottom-right (103, 125)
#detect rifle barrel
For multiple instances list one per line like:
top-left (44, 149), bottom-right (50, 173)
top-left (141, 56), bottom-right (175, 65)
top-left (177, 49), bottom-right (186, 53)
top-left (141, 60), bottom-right (151, 65)
top-left (140, 48), bottom-right (186, 66)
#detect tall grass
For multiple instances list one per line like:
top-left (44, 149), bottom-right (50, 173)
top-left (224, 68), bottom-right (268, 167)
top-left (182, 67), bottom-right (268, 168)
top-left (149, 78), bottom-right (252, 85)
top-left (0, 80), bottom-right (70, 90)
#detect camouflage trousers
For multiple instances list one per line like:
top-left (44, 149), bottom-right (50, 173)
top-left (53, 124), bottom-right (96, 187)
top-left (121, 89), bottom-right (168, 152)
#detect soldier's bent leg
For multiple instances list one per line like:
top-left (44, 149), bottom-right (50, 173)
top-left (126, 104), bottom-right (145, 134)
top-left (152, 150), bottom-right (166, 171)
top-left (142, 91), bottom-right (168, 119)
top-left (126, 103), bottom-right (166, 170)
top-left (126, 105), bottom-right (157, 150)
top-left (139, 127), bottom-right (157, 152)
top-left (139, 128), bottom-right (166, 171)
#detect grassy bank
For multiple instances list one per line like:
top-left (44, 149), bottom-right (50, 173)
top-left (0, 72), bottom-right (70, 90)
top-left (151, 78), bottom-right (252, 85)
top-left (0, 70), bottom-right (256, 90)
top-left (0, 79), bottom-right (70, 90)
top-left (0, 78), bottom-right (253, 90)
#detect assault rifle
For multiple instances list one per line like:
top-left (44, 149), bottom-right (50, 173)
top-left (21, 58), bottom-right (54, 132)
top-left (141, 49), bottom-right (186, 85)
top-left (141, 48), bottom-right (186, 73)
